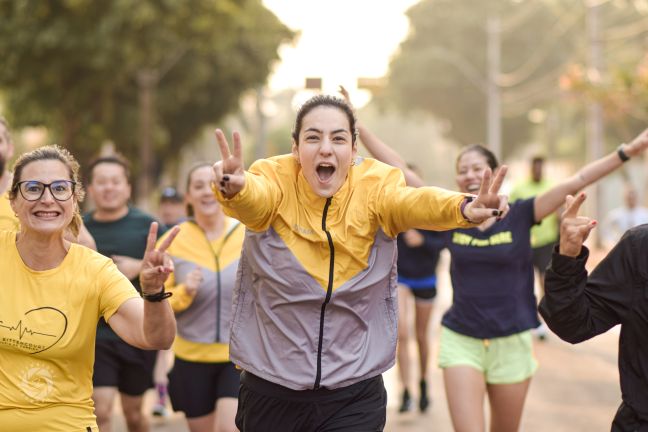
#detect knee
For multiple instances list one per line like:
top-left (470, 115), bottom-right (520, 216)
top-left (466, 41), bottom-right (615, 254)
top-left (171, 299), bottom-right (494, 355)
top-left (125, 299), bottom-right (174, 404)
top-left (93, 400), bottom-right (113, 422)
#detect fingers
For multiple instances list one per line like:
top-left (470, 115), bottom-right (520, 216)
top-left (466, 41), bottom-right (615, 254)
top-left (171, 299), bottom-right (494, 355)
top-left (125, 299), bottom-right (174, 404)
top-left (489, 165), bottom-right (508, 194)
top-left (157, 225), bottom-right (181, 254)
top-left (477, 168), bottom-right (492, 197)
top-left (563, 192), bottom-right (587, 219)
top-left (497, 195), bottom-right (509, 219)
top-left (213, 161), bottom-right (224, 184)
top-left (232, 130), bottom-right (242, 161)
top-left (215, 128), bottom-right (232, 160)
top-left (339, 85), bottom-right (350, 103)
top-left (144, 222), bottom-right (159, 256)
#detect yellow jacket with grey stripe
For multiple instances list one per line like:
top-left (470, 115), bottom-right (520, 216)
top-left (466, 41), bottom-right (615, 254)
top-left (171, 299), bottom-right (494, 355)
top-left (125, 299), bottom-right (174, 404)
top-left (159, 218), bottom-right (244, 363)
top-left (216, 155), bottom-right (474, 390)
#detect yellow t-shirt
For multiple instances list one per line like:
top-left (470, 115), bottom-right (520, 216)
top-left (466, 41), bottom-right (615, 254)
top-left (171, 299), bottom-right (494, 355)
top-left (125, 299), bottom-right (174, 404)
top-left (0, 192), bottom-right (19, 232)
top-left (0, 231), bottom-right (139, 432)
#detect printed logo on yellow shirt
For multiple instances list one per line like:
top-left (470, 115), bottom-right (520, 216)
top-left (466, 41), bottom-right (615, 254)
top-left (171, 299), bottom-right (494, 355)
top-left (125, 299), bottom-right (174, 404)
top-left (19, 362), bottom-right (55, 402)
top-left (0, 307), bottom-right (68, 354)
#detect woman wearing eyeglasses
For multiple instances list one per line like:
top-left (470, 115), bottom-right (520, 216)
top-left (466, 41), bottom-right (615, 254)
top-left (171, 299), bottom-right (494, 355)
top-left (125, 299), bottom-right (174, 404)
top-left (0, 145), bottom-right (179, 432)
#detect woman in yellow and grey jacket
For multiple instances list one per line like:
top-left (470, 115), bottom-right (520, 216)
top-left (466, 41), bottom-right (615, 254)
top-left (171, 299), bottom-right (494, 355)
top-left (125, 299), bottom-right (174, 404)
top-left (212, 95), bottom-right (509, 432)
top-left (158, 163), bottom-right (244, 432)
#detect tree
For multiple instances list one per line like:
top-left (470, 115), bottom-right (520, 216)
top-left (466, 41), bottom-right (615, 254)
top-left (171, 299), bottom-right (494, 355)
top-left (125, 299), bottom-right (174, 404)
top-left (384, 0), bottom-right (648, 159)
top-left (0, 0), bottom-right (293, 198)
top-left (383, 0), bottom-right (585, 157)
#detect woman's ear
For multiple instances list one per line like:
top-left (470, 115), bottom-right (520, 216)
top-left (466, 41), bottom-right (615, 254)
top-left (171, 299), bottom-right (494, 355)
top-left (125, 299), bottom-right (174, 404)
top-left (291, 138), bottom-right (300, 164)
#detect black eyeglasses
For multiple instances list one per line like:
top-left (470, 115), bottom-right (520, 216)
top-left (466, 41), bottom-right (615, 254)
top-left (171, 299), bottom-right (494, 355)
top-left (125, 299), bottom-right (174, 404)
top-left (16, 180), bottom-right (76, 202)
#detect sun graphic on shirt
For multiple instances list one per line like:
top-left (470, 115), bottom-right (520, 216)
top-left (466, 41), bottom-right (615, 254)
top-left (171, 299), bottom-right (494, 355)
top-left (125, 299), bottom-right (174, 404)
top-left (19, 362), bottom-right (55, 402)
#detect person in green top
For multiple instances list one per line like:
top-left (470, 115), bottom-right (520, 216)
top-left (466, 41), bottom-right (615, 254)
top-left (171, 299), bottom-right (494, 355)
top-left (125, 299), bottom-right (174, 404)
top-left (510, 156), bottom-right (559, 339)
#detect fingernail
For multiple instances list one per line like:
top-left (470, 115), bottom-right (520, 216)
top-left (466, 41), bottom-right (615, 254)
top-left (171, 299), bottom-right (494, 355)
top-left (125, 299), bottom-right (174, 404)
top-left (496, 217), bottom-right (502, 222)
top-left (492, 210), bottom-right (499, 216)
top-left (220, 181), bottom-right (225, 187)
top-left (220, 189), bottom-right (227, 195)
top-left (223, 175), bottom-right (230, 182)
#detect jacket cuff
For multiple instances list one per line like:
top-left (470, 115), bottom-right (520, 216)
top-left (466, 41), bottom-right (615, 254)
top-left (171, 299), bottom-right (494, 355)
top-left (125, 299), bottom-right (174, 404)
top-left (550, 245), bottom-right (589, 275)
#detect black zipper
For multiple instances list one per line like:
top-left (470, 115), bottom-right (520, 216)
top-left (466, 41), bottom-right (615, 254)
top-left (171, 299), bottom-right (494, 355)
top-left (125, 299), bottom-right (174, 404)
top-left (314, 197), bottom-right (334, 389)
top-left (193, 220), bottom-right (239, 343)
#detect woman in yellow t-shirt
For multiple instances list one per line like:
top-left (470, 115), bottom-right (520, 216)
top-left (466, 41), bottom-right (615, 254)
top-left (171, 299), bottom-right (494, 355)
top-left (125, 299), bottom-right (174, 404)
top-left (0, 145), bottom-right (179, 432)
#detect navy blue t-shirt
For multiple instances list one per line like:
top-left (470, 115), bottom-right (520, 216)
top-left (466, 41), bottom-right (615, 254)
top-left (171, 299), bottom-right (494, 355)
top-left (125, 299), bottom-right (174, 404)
top-left (397, 230), bottom-right (444, 280)
top-left (441, 197), bottom-right (540, 338)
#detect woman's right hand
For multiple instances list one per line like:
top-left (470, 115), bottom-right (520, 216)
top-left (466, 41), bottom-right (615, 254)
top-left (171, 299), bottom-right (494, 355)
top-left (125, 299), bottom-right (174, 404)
top-left (184, 267), bottom-right (203, 296)
top-left (622, 127), bottom-right (648, 157)
top-left (213, 128), bottom-right (246, 198)
top-left (559, 193), bottom-right (597, 257)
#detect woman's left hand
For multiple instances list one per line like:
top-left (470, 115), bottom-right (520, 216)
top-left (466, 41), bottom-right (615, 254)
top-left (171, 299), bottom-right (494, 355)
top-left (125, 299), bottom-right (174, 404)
top-left (139, 223), bottom-right (180, 295)
top-left (463, 166), bottom-right (510, 224)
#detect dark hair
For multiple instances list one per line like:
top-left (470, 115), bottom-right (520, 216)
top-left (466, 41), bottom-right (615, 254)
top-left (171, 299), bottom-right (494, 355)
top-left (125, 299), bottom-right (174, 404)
top-left (291, 95), bottom-right (357, 145)
top-left (185, 162), bottom-right (213, 218)
top-left (456, 144), bottom-right (499, 171)
top-left (9, 145), bottom-right (85, 236)
top-left (88, 155), bottom-right (131, 184)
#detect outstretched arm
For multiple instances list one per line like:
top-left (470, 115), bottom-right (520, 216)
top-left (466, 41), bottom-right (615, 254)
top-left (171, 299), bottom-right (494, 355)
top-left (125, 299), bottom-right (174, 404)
top-left (534, 128), bottom-right (648, 222)
top-left (339, 85), bottom-right (425, 187)
top-left (539, 193), bottom-right (635, 343)
top-left (212, 129), bottom-right (281, 231)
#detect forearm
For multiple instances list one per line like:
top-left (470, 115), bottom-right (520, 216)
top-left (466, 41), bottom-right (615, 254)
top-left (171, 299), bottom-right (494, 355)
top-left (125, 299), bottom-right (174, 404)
top-left (142, 300), bottom-right (176, 349)
top-left (539, 247), bottom-right (619, 343)
top-left (358, 123), bottom-right (425, 187)
top-left (383, 185), bottom-right (475, 235)
top-left (535, 150), bottom-right (623, 220)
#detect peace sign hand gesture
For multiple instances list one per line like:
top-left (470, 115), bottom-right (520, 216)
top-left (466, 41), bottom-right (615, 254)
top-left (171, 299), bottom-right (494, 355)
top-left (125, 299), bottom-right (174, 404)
top-left (139, 222), bottom-right (180, 295)
top-left (462, 166), bottom-right (510, 224)
top-left (559, 193), bottom-right (597, 257)
top-left (213, 129), bottom-right (246, 198)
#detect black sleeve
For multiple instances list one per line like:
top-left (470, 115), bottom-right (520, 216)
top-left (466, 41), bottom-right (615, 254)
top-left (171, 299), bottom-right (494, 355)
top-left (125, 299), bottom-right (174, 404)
top-left (538, 231), bottom-right (639, 344)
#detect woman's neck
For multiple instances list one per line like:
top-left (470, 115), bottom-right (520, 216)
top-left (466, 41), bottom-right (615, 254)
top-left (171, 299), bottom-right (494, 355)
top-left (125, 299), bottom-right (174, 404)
top-left (195, 212), bottom-right (224, 241)
top-left (15, 231), bottom-right (70, 271)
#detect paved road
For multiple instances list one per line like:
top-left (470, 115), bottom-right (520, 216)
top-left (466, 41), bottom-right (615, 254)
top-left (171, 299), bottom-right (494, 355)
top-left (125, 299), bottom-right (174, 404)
top-left (113, 250), bottom-right (621, 431)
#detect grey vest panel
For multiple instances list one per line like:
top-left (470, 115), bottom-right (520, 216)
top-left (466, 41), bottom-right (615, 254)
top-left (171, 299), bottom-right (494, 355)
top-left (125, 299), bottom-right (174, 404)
top-left (173, 257), bottom-right (238, 344)
top-left (229, 227), bottom-right (398, 390)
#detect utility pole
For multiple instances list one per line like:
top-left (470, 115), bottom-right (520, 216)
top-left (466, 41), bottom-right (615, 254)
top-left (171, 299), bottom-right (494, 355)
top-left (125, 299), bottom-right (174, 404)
top-left (137, 69), bottom-right (158, 211)
top-left (587, 0), bottom-right (604, 247)
top-left (487, 14), bottom-right (502, 160)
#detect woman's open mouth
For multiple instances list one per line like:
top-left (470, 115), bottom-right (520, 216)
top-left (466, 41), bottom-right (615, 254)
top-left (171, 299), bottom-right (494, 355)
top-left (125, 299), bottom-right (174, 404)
top-left (316, 163), bottom-right (336, 182)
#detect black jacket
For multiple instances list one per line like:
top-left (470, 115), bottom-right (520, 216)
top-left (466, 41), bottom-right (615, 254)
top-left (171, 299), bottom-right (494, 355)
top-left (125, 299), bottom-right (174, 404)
top-left (539, 225), bottom-right (648, 423)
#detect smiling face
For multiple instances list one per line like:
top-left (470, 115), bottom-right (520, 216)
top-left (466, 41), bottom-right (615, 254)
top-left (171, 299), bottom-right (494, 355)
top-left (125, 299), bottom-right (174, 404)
top-left (292, 106), bottom-right (357, 198)
top-left (186, 165), bottom-right (221, 218)
top-left (455, 150), bottom-right (492, 194)
top-left (88, 162), bottom-right (131, 213)
top-left (11, 160), bottom-right (75, 236)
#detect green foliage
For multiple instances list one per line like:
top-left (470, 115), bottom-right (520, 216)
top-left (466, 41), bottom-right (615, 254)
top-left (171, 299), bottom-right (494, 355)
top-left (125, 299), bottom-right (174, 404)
top-left (384, 0), bottom-right (584, 156)
top-left (0, 0), bottom-right (293, 188)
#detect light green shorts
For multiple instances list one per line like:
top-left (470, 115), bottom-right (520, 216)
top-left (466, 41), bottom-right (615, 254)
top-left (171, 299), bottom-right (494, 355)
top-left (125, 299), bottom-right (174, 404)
top-left (438, 326), bottom-right (538, 384)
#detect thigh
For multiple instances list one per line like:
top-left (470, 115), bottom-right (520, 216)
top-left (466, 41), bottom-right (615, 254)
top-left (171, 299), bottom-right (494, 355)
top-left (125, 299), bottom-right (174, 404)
top-left (168, 357), bottom-right (219, 419)
top-left (485, 331), bottom-right (537, 385)
top-left (317, 376), bottom-right (387, 432)
top-left (486, 379), bottom-right (531, 432)
top-left (443, 366), bottom-right (486, 432)
top-left (117, 343), bottom-right (156, 396)
top-left (214, 398), bottom-right (238, 432)
top-left (397, 285), bottom-right (412, 339)
top-left (92, 386), bottom-right (118, 416)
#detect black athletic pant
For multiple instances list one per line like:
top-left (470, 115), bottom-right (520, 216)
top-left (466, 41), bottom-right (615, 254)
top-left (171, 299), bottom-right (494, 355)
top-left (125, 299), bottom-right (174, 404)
top-left (235, 371), bottom-right (387, 432)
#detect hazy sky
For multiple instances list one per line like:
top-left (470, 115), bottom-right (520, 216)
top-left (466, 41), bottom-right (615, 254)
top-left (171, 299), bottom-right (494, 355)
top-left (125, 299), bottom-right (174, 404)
top-left (262, 0), bottom-right (419, 96)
